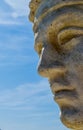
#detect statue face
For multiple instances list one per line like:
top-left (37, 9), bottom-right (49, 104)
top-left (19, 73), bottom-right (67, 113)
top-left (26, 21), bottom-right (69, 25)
top-left (33, 0), bottom-right (83, 129)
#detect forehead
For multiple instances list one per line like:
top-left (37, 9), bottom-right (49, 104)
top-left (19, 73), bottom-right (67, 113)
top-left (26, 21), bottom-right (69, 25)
top-left (33, 0), bottom-right (83, 51)
top-left (33, 0), bottom-right (83, 37)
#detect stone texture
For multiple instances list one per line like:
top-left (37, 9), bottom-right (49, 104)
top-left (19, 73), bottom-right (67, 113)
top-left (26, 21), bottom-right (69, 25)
top-left (29, 0), bottom-right (83, 129)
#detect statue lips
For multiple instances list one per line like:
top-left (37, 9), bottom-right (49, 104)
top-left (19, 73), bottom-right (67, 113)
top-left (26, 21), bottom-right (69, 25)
top-left (50, 82), bottom-right (76, 104)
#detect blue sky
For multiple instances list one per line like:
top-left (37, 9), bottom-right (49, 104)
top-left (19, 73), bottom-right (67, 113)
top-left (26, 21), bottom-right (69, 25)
top-left (0, 0), bottom-right (69, 130)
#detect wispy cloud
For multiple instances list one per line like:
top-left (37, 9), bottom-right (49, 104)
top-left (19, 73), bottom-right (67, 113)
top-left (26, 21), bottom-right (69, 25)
top-left (0, 19), bottom-right (22, 25)
top-left (0, 0), bottom-right (30, 25)
top-left (4, 0), bottom-right (30, 16)
top-left (0, 0), bottom-right (34, 66)
top-left (0, 80), bottom-right (67, 130)
top-left (0, 80), bottom-right (52, 110)
top-left (0, 0), bottom-right (13, 12)
top-left (0, 21), bottom-right (34, 66)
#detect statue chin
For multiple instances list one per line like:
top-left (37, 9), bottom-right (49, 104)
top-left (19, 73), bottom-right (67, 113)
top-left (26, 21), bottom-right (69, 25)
top-left (60, 106), bottom-right (83, 130)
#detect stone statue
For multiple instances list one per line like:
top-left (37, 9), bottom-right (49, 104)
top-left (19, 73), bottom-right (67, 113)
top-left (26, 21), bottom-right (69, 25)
top-left (29, 0), bottom-right (83, 129)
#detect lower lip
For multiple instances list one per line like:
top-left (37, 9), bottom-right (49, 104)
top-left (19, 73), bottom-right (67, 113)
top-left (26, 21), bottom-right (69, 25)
top-left (54, 90), bottom-right (75, 102)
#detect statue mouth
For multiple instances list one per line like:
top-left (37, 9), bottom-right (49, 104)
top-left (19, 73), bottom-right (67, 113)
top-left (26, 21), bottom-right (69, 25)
top-left (54, 89), bottom-right (76, 101)
top-left (51, 82), bottom-right (75, 93)
top-left (50, 81), bottom-right (76, 104)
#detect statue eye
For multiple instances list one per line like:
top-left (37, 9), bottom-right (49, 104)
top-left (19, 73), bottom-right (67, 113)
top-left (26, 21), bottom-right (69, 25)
top-left (60, 37), bottom-right (82, 52)
top-left (58, 28), bottom-right (83, 51)
top-left (58, 28), bottom-right (83, 45)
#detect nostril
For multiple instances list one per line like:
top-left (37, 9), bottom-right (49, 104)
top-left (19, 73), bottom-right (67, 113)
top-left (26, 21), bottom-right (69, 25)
top-left (52, 61), bottom-right (65, 67)
top-left (37, 65), bottom-right (46, 76)
top-left (37, 62), bottom-right (66, 78)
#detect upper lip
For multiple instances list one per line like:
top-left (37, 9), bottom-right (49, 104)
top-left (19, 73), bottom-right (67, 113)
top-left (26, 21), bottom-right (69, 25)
top-left (50, 82), bottom-right (75, 95)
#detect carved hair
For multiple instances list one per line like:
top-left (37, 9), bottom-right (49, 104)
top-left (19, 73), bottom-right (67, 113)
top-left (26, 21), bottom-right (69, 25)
top-left (29, 0), bottom-right (42, 22)
top-left (29, 0), bottom-right (83, 23)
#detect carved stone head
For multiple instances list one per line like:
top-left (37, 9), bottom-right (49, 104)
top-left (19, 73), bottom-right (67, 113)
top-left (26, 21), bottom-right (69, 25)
top-left (29, 0), bottom-right (83, 129)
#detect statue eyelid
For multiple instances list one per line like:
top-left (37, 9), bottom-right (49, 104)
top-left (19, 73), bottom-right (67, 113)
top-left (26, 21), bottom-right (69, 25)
top-left (58, 27), bottom-right (83, 46)
top-left (58, 36), bottom-right (83, 52)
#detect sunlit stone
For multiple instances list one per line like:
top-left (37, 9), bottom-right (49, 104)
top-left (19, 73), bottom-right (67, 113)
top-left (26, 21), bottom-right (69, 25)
top-left (29, 0), bottom-right (83, 129)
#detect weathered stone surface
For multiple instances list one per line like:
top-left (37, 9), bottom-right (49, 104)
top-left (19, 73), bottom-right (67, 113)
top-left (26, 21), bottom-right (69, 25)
top-left (29, 0), bottom-right (83, 129)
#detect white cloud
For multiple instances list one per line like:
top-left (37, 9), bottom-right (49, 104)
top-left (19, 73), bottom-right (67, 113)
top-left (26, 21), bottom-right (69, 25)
top-left (0, 26), bottom-right (35, 66)
top-left (0, 55), bottom-right (34, 66)
top-left (4, 0), bottom-right (30, 16)
top-left (0, 19), bottom-right (21, 25)
top-left (0, 80), bottom-right (52, 110)
top-left (12, 12), bottom-right (18, 18)
top-left (0, 11), bottom-right (21, 25)
top-left (0, 0), bottom-right (30, 25)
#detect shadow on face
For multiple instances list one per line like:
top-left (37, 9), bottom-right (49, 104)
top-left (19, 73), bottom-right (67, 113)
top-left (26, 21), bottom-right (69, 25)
top-left (30, 0), bottom-right (83, 129)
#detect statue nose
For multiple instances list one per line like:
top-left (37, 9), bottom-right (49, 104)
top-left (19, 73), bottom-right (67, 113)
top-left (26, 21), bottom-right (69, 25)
top-left (37, 47), bottom-right (66, 78)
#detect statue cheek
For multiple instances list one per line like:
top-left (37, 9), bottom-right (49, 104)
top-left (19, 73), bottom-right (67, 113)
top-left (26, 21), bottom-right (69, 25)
top-left (60, 38), bottom-right (83, 67)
